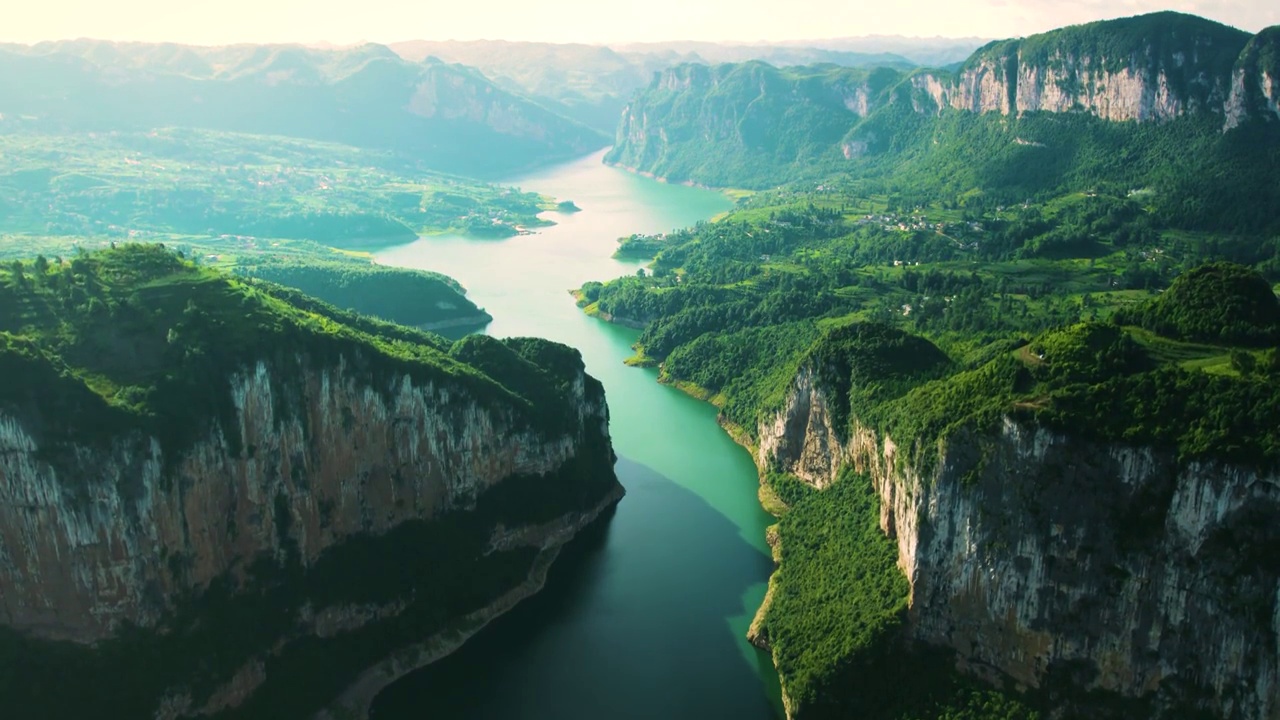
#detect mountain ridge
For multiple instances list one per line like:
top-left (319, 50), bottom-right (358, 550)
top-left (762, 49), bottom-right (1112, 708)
top-left (606, 12), bottom-right (1280, 234)
top-left (0, 40), bottom-right (607, 177)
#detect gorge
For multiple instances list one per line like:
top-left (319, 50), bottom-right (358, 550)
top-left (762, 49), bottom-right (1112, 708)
top-left (2, 8), bottom-right (1280, 720)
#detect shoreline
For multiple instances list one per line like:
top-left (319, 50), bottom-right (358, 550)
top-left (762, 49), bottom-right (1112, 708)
top-left (647, 363), bottom-right (796, 718)
top-left (568, 289), bottom-right (650, 329)
top-left (416, 313), bottom-right (493, 332)
top-left (601, 160), bottom-right (752, 204)
top-left (318, 483), bottom-right (625, 720)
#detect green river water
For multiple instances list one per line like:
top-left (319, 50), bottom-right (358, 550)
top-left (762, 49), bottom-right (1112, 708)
top-left (369, 150), bottom-right (783, 719)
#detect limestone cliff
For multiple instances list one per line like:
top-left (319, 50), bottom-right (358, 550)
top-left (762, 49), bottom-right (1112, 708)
top-left (607, 13), bottom-right (1275, 188)
top-left (755, 366), bottom-right (1280, 719)
top-left (0, 246), bottom-right (622, 719)
top-left (1225, 27), bottom-right (1280, 129)
top-left (920, 13), bottom-right (1247, 122)
top-left (0, 355), bottom-right (613, 642)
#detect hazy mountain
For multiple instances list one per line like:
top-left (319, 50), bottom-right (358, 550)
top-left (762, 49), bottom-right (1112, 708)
top-left (771, 35), bottom-right (991, 66)
top-left (389, 40), bottom-right (656, 132)
top-left (0, 40), bottom-right (608, 178)
top-left (387, 38), bottom-right (935, 132)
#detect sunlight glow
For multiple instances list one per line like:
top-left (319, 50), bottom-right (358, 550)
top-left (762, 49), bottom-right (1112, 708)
top-left (2, 0), bottom-right (1276, 46)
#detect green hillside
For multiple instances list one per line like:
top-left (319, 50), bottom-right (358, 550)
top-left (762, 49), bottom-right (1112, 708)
top-left (1114, 262), bottom-right (1280, 346)
top-left (607, 13), bottom-right (1280, 234)
top-left (0, 129), bottom-right (559, 244)
top-left (232, 258), bottom-right (491, 331)
top-left (0, 244), bottom-right (570, 460)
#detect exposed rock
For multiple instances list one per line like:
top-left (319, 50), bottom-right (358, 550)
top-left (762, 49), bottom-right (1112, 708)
top-left (0, 349), bottom-right (621, 716)
top-left (755, 366), bottom-right (1280, 718)
top-left (608, 14), bottom-right (1278, 186)
top-left (1225, 27), bottom-right (1280, 129)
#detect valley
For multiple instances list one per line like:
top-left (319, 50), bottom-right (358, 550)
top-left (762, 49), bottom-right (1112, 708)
top-left (0, 7), bottom-right (1278, 720)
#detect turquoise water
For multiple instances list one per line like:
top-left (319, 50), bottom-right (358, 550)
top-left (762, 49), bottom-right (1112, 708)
top-left (371, 150), bottom-right (781, 719)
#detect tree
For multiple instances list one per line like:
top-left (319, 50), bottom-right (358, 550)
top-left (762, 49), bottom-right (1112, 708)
top-left (1263, 348), bottom-right (1280, 377)
top-left (1230, 349), bottom-right (1257, 377)
top-left (636, 268), bottom-right (647, 278)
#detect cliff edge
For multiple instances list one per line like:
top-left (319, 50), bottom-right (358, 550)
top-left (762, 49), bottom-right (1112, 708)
top-left (0, 245), bottom-right (622, 719)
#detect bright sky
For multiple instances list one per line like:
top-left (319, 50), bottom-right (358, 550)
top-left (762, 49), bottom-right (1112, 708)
top-left (3, 0), bottom-right (1277, 45)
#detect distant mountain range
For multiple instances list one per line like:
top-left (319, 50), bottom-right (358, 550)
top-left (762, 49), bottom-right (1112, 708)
top-left (387, 37), bottom-right (988, 132)
top-left (0, 34), bottom-right (994, 177)
top-left (0, 40), bottom-right (608, 178)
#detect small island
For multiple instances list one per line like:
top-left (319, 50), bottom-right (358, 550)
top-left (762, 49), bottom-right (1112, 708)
top-left (557, 200), bottom-right (582, 213)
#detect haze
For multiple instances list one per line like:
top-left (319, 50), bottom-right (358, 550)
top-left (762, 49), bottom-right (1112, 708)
top-left (4, 0), bottom-right (1277, 46)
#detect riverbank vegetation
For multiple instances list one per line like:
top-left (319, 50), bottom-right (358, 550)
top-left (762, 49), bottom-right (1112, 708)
top-left (582, 192), bottom-right (1280, 465)
top-left (581, 107), bottom-right (1280, 717)
top-left (765, 468), bottom-right (1038, 720)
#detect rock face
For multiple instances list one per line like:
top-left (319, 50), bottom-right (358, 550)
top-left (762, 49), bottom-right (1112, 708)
top-left (606, 61), bottom-right (898, 185)
top-left (756, 367), bottom-right (1280, 719)
top-left (918, 13), bottom-right (1247, 122)
top-left (1225, 27), bottom-right (1280, 129)
top-left (0, 347), bottom-right (621, 716)
top-left (608, 13), bottom-right (1278, 186)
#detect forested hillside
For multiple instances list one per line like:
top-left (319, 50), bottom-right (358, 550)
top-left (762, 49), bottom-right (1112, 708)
top-left (581, 18), bottom-right (1280, 715)
top-left (234, 257), bottom-right (492, 331)
top-left (608, 13), bottom-right (1280, 236)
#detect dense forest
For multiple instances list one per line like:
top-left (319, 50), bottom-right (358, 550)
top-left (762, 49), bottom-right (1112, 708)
top-left (234, 257), bottom-right (491, 331)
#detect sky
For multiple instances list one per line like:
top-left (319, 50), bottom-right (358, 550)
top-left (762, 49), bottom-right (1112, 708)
top-left (3, 0), bottom-right (1277, 46)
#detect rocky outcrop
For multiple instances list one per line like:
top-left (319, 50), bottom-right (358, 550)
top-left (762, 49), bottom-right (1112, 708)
top-left (0, 347), bottom-right (621, 717)
top-left (1225, 27), bottom-right (1280, 129)
top-left (755, 367), bottom-right (1280, 719)
top-left (605, 61), bottom-right (894, 185)
top-left (607, 14), bottom-right (1277, 187)
top-left (915, 14), bottom-right (1244, 123)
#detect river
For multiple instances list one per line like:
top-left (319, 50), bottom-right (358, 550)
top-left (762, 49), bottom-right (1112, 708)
top-left (368, 149), bottom-right (783, 719)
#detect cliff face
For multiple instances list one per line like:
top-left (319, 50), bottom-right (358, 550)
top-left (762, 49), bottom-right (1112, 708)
top-left (0, 344), bottom-right (620, 717)
top-left (606, 62), bottom-right (894, 185)
top-left (921, 53), bottom-right (1212, 122)
top-left (0, 354), bottom-right (608, 641)
top-left (607, 14), bottom-right (1278, 187)
top-left (1225, 27), bottom-right (1280, 129)
top-left (757, 367), bottom-right (1280, 718)
top-left (923, 14), bottom-right (1246, 122)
